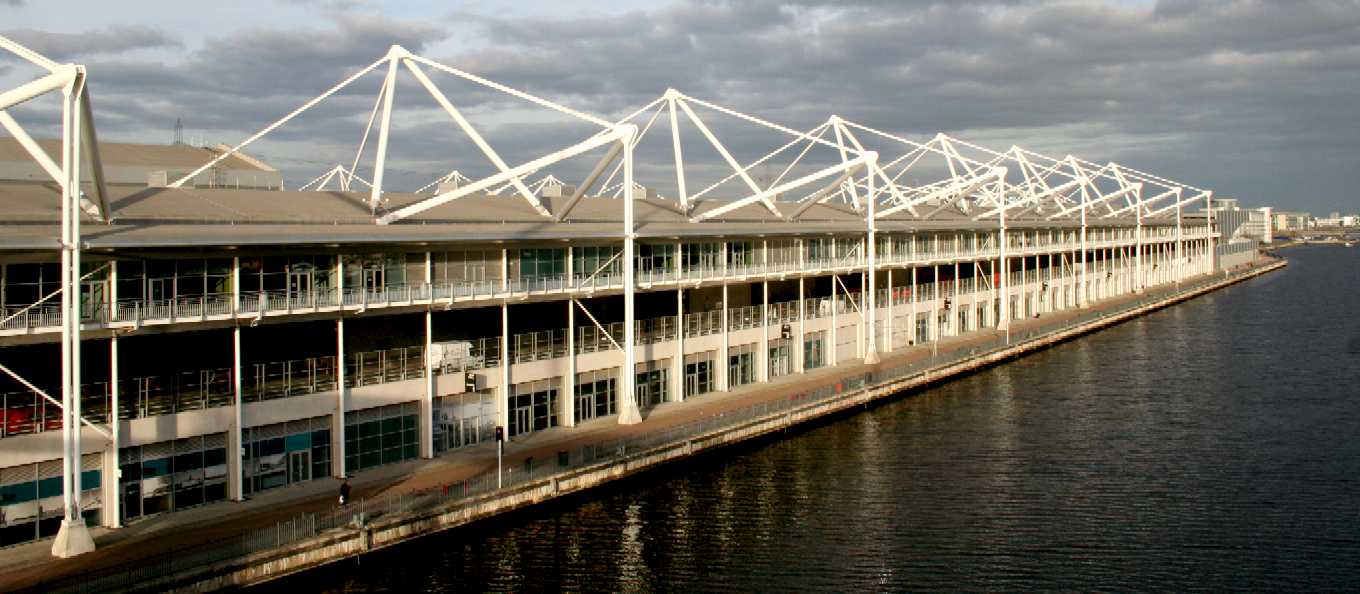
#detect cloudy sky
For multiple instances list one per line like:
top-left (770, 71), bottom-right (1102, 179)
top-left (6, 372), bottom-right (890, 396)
top-left (3, 0), bottom-right (1358, 214)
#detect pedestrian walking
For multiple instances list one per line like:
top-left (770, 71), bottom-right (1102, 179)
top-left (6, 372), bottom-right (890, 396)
top-left (339, 478), bottom-right (351, 507)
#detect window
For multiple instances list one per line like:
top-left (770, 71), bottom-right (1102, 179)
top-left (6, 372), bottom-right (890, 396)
top-left (681, 242), bottom-right (721, 273)
top-left (727, 241), bottom-right (755, 269)
top-left (635, 244), bottom-right (674, 275)
top-left (344, 403), bottom-right (418, 474)
top-left (516, 248), bottom-right (565, 281)
top-left (574, 246), bottom-right (622, 279)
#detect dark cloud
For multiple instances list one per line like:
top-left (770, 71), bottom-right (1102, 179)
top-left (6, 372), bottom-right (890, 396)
top-left (3, 0), bottom-right (1358, 213)
top-left (1, 25), bottom-right (181, 61)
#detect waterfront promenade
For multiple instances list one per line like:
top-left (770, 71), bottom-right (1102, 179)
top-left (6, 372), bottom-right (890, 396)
top-left (0, 259), bottom-right (1283, 593)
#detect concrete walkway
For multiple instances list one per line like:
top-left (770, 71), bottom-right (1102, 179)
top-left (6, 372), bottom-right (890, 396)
top-left (0, 264), bottom-right (1275, 593)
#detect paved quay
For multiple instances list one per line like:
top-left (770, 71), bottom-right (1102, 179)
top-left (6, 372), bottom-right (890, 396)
top-left (0, 262), bottom-right (1281, 593)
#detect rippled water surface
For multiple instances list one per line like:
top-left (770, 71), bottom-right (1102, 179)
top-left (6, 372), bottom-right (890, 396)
top-left (272, 247), bottom-right (1360, 592)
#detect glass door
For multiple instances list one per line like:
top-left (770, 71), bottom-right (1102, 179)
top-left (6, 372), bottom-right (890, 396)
top-left (363, 266), bottom-right (383, 299)
top-left (287, 450), bottom-right (311, 485)
top-left (288, 264), bottom-right (312, 306)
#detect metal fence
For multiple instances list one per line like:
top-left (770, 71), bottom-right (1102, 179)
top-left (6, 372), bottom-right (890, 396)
top-left (22, 261), bottom-right (1278, 594)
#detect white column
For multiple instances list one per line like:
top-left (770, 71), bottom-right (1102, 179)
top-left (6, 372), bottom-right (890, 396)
top-left (229, 326), bottom-right (244, 500)
top-left (673, 288), bottom-right (684, 402)
top-left (931, 264), bottom-right (940, 342)
top-left (953, 261), bottom-right (960, 332)
top-left (1079, 198), bottom-right (1089, 307)
top-left (719, 240), bottom-right (730, 391)
top-left (759, 279), bottom-right (769, 381)
top-left (829, 275), bottom-right (838, 367)
top-left (910, 266), bottom-right (917, 345)
top-left (563, 247), bottom-right (576, 425)
top-left (421, 252), bottom-right (435, 459)
top-left (101, 335), bottom-right (120, 528)
top-left (618, 128), bottom-right (642, 425)
top-left (499, 303), bottom-right (510, 432)
top-left (53, 80), bottom-right (93, 558)
top-left (999, 215), bottom-right (1010, 332)
top-left (885, 268), bottom-right (894, 352)
top-left (564, 299), bottom-right (577, 425)
top-left (232, 256), bottom-right (241, 314)
top-left (796, 277), bottom-right (805, 373)
top-left (864, 161), bottom-right (879, 365)
top-left (333, 318), bottom-right (346, 477)
top-left (421, 309), bottom-right (435, 459)
top-left (719, 281), bottom-right (730, 390)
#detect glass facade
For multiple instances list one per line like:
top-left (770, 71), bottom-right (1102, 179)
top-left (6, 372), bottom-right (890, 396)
top-left (635, 360), bottom-right (669, 408)
top-left (573, 246), bottom-right (622, 279)
top-left (515, 248), bottom-right (565, 281)
top-left (681, 242), bottom-right (721, 273)
top-left (0, 455), bottom-right (100, 547)
top-left (436, 390), bottom-right (496, 452)
top-left (509, 379), bottom-right (559, 437)
top-left (243, 416), bottom-right (331, 496)
top-left (344, 402), bottom-right (419, 474)
top-left (684, 352), bottom-right (715, 398)
top-left (768, 338), bottom-right (792, 378)
top-left (575, 369), bottom-right (617, 423)
top-left (729, 344), bottom-right (757, 388)
top-left (120, 435), bottom-right (228, 523)
top-left (803, 331), bottom-right (826, 370)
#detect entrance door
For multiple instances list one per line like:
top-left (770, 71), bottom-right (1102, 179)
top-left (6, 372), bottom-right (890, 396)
top-left (288, 266), bottom-right (312, 305)
top-left (287, 450), bottom-right (311, 485)
top-left (362, 266), bottom-right (383, 297)
top-left (513, 406), bottom-right (531, 437)
top-left (121, 481), bottom-right (142, 521)
top-left (148, 277), bottom-right (172, 302)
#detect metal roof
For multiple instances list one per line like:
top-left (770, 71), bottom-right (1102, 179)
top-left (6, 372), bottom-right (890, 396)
top-left (0, 181), bottom-right (1138, 252)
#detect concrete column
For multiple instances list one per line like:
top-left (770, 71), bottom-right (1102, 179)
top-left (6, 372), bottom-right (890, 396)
top-left (229, 326), bottom-right (244, 500)
top-left (759, 280), bottom-right (769, 381)
top-left (864, 169), bottom-right (879, 365)
top-left (420, 309), bottom-right (434, 459)
top-left (829, 275), bottom-right (838, 367)
top-left (885, 268), bottom-right (893, 352)
top-left (1079, 202), bottom-right (1088, 307)
top-left (101, 335), bottom-right (120, 528)
top-left (563, 247), bottom-right (576, 426)
top-left (719, 240), bottom-right (729, 392)
top-left (910, 266), bottom-right (917, 345)
top-left (564, 299), bottom-right (576, 426)
top-left (673, 288), bottom-right (684, 402)
top-left (499, 303), bottom-right (511, 432)
top-left (796, 277), bottom-right (805, 373)
top-left (421, 252), bottom-right (435, 459)
top-left (232, 256), bottom-right (240, 315)
top-left (953, 261), bottom-right (960, 333)
top-left (931, 264), bottom-right (940, 342)
top-left (719, 281), bottom-right (730, 391)
top-left (618, 134), bottom-right (642, 425)
top-left (333, 318), bottom-right (346, 478)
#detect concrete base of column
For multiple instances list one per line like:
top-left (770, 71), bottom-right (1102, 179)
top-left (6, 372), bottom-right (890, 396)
top-left (864, 349), bottom-right (880, 365)
top-left (617, 402), bottom-right (642, 425)
top-left (51, 518), bottom-right (95, 558)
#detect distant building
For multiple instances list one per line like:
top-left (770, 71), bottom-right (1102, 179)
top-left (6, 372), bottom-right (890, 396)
top-left (1271, 211), bottom-right (1311, 233)
top-left (0, 139), bottom-right (282, 190)
top-left (1210, 199), bottom-right (1272, 243)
